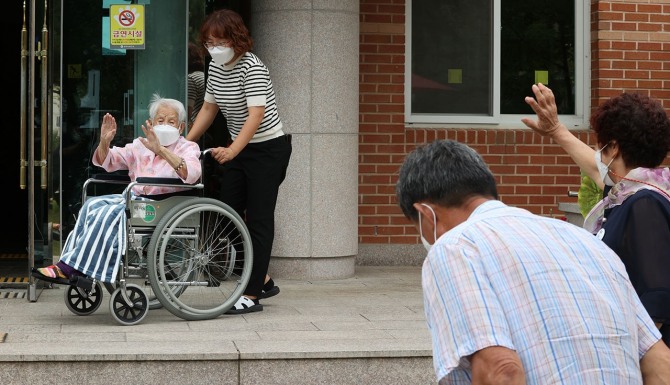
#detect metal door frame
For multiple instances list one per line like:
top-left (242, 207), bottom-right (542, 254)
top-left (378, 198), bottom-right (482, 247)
top-left (21, 0), bottom-right (51, 302)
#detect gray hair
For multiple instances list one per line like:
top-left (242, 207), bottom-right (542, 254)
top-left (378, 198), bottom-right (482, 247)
top-left (148, 93), bottom-right (187, 124)
top-left (396, 140), bottom-right (498, 221)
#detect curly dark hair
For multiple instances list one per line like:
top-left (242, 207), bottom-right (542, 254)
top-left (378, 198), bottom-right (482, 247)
top-left (590, 93), bottom-right (670, 168)
top-left (199, 9), bottom-right (253, 57)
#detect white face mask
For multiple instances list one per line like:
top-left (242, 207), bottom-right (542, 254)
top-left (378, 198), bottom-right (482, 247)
top-left (208, 46), bottom-right (235, 65)
top-left (153, 124), bottom-right (180, 146)
top-left (594, 144), bottom-right (615, 186)
top-left (418, 203), bottom-right (437, 252)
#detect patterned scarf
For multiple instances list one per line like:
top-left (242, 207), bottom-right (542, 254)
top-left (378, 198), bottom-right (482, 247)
top-left (583, 167), bottom-right (670, 234)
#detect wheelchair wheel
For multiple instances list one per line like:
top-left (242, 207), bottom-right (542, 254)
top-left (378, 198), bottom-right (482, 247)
top-left (106, 259), bottom-right (165, 311)
top-left (64, 281), bottom-right (104, 316)
top-left (109, 283), bottom-right (149, 326)
top-left (147, 198), bottom-right (253, 321)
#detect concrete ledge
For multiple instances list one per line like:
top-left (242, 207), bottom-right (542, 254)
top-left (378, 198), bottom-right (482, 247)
top-left (0, 361), bottom-right (239, 385)
top-left (241, 356), bottom-right (435, 385)
top-left (0, 339), bottom-right (431, 362)
top-left (0, 356), bottom-right (435, 385)
top-left (558, 202), bottom-right (584, 226)
top-left (236, 338), bottom-right (432, 360)
top-left (356, 244), bottom-right (425, 266)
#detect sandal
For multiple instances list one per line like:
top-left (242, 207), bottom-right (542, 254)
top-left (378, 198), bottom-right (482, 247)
top-left (260, 278), bottom-right (280, 299)
top-left (31, 265), bottom-right (71, 285)
top-left (225, 296), bottom-right (263, 315)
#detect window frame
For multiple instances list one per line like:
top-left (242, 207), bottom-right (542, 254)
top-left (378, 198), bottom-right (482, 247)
top-left (404, 0), bottom-right (590, 128)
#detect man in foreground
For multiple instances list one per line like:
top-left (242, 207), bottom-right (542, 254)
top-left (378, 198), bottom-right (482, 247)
top-left (395, 139), bottom-right (670, 384)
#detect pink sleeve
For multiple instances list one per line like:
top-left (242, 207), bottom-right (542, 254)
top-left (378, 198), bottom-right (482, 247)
top-left (91, 141), bottom-right (136, 172)
top-left (176, 139), bottom-right (202, 184)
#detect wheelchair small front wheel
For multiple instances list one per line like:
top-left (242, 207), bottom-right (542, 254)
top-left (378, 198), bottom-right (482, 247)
top-left (64, 281), bottom-right (104, 316)
top-left (109, 283), bottom-right (149, 326)
top-left (104, 281), bottom-right (164, 310)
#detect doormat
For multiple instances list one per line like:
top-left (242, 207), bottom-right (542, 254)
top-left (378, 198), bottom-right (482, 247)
top-left (0, 253), bottom-right (28, 259)
top-left (0, 290), bottom-right (26, 299)
top-left (0, 277), bottom-right (29, 284)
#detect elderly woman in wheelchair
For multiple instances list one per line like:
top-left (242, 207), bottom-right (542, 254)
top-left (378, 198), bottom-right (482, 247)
top-left (32, 93), bottom-right (253, 325)
top-left (34, 93), bottom-right (201, 283)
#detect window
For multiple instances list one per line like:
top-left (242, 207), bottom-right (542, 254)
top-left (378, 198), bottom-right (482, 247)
top-left (406, 0), bottom-right (589, 127)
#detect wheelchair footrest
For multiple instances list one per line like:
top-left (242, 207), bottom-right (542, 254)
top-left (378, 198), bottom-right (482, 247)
top-left (73, 276), bottom-right (94, 291)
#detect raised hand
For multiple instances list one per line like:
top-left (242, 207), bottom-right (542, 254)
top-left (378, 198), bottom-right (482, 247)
top-left (521, 83), bottom-right (563, 137)
top-left (139, 119), bottom-right (162, 155)
top-left (100, 113), bottom-right (117, 145)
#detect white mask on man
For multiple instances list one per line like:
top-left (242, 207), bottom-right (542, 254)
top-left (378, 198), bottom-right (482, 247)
top-left (594, 144), bottom-right (615, 186)
top-left (153, 124), bottom-right (180, 146)
top-left (208, 46), bottom-right (235, 65)
top-left (418, 203), bottom-right (437, 252)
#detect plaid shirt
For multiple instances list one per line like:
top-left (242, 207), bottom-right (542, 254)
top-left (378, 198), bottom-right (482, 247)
top-left (423, 200), bottom-right (660, 384)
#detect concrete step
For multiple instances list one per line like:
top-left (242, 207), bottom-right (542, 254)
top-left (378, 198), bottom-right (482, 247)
top-left (0, 266), bottom-right (436, 384)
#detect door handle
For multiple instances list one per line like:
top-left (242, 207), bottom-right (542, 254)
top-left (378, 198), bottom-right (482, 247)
top-left (124, 89), bottom-right (134, 126)
top-left (39, 3), bottom-right (48, 190)
top-left (19, 1), bottom-right (28, 189)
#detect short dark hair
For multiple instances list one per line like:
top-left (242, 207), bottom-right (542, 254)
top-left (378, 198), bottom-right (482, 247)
top-left (591, 92), bottom-right (670, 168)
top-left (396, 140), bottom-right (498, 221)
top-left (199, 9), bottom-right (253, 57)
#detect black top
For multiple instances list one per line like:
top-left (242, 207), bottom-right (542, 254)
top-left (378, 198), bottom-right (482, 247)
top-left (600, 188), bottom-right (670, 344)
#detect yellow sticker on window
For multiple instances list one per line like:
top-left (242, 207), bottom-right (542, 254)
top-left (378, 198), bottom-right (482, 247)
top-left (448, 69), bottom-right (463, 84)
top-left (535, 70), bottom-right (549, 85)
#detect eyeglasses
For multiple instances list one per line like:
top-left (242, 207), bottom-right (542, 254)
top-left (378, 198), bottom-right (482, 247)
top-left (203, 40), bottom-right (231, 49)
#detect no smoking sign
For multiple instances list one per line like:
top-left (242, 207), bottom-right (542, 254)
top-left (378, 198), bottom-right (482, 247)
top-left (118, 10), bottom-right (135, 27)
top-left (110, 4), bottom-right (145, 50)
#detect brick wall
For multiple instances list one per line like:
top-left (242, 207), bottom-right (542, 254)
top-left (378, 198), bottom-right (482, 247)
top-left (592, 0), bottom-right (670, 106)
top-left (359, 0), bottom-right (670, 246)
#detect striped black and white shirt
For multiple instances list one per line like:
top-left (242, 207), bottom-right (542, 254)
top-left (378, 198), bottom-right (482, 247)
top-left (187, 70), bottom-right (205, 124)
top-left (204, 52), bottom-right (283, 143)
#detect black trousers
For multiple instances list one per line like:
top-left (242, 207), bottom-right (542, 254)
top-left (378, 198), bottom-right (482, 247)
top-left (218, 134), bottom-right (292, 297)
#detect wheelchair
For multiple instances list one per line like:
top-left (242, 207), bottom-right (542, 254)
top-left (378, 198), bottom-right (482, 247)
top-left (59, 149), bottom-right (253, 325)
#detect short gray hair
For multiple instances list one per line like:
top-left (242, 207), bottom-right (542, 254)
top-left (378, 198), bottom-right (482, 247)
top-left (148, 93), bottom-right (187, 124)
top-left (396, 140), bottom-right (498, 221)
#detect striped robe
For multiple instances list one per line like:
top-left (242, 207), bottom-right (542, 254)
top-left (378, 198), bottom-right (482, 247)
top-left (59, 194), bottom-right (127, 283)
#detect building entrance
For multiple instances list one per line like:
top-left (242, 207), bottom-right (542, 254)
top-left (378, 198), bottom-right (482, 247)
top-left (1, 0), bottom-right (229, 300)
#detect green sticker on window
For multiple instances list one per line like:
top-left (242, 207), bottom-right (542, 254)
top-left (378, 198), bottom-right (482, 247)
top-left (535, 70), bottom-right (549, 85)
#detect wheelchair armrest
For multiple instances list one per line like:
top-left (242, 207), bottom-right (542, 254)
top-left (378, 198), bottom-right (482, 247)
top-left (90, 174), bottom-right (132, 182)
top-left (82, 173), bottom-right (132, 203)
top-left (125, 178), bottom-right (203, 205)
top-left (135, 177), bottom-right (186, 185)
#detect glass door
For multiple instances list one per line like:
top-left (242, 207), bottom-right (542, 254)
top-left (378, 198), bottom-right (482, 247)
top-left (1, 0), bottom-right (52, 300)
top-left (4, 0), bottom-right (190, 300)
top-left (59, 0), bottom-right (188, 245)
top-left (3, 0), bottom-right (210, 300)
